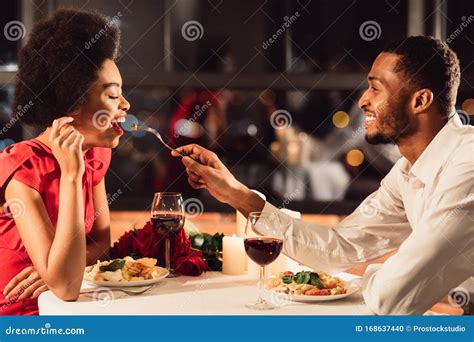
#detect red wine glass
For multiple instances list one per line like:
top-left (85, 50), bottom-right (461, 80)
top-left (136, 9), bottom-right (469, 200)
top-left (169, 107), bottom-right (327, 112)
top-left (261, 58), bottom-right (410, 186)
top-left (244, 211), bottom-right (287, 310)
top-left (151, 192), bottom-right (185, 277)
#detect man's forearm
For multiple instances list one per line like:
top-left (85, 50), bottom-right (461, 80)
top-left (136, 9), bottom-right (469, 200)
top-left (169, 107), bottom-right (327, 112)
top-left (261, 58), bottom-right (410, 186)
top-left (226, 183), bottom-right (266, 217)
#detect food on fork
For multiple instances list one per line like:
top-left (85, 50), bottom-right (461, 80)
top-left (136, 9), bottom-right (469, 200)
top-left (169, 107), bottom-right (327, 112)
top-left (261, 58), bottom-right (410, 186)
top-left (267, 271), bottom-right (347, 296)
top-left (84, 256), bottom-right (163, 282)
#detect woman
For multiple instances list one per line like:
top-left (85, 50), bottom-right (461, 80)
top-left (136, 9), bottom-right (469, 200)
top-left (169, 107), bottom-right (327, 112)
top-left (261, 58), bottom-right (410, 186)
top-left (0, 9), bottom-right (130, 315)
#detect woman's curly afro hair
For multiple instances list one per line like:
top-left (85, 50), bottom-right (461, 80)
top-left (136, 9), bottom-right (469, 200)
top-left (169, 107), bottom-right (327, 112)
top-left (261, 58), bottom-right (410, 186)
top-left (14, 9), bottom-right (121, 128)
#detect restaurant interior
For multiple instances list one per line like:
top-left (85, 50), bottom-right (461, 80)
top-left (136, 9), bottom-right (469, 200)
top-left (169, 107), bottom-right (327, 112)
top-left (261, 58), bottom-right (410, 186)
top-left (0, 0), bottom-right (473, 317)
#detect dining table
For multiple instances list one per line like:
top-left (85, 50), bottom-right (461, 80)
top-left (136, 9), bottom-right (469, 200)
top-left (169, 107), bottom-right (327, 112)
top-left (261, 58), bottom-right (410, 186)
top-left (38, 212), bottom-right (462, 315)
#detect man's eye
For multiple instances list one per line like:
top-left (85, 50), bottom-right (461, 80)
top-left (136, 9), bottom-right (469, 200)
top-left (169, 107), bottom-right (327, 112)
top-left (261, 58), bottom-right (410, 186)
top-left (370, 87), bottom-right (378, 92)
top-left (108, 95), bottom-right (119, 99)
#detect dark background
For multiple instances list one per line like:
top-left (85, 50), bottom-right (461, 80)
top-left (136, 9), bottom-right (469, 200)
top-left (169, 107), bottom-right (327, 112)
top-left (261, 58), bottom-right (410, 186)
top-left (0, 0), bottom-right (472, 214)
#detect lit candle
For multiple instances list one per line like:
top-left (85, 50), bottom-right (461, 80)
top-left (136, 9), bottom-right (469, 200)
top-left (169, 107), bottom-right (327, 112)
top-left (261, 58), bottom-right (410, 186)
top-left (222, 234), bottom-right (247, 275)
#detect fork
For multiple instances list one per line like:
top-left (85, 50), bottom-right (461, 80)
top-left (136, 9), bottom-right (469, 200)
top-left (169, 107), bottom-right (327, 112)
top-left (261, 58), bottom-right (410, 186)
top-left (130, 123), bottom-right (201, 162)
top-left (81, 285), bottom-right (155, 296)
top-left (130, 124), bottom-right (188, 157)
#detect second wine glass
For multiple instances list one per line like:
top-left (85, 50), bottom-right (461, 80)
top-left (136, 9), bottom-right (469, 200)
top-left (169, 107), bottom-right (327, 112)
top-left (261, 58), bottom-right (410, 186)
top-left (151, 192), bottom-right (185, 277)
top-left (244, 211), bottom-right (287, 310)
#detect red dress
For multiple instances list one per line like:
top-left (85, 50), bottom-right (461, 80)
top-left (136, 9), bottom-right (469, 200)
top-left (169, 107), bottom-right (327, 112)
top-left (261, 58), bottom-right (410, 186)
top-left (0, 138), bottom-right (111, 315)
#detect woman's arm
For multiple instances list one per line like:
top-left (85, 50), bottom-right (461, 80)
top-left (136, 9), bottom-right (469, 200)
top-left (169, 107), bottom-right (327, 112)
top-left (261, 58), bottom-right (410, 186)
top-left (86, 178), bottom-right (111, 265)
top-left (3, 180), bottom-right (112, 300)
top-left (5, 117), bottom-right (86, 301)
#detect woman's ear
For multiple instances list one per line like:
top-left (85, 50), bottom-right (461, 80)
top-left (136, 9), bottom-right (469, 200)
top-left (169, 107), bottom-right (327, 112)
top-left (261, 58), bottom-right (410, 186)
top-left (412, 88), bottom-right (434, 114)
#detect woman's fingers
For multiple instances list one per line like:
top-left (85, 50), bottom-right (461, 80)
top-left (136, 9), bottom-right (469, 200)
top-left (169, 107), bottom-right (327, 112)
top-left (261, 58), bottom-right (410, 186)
top-left (4, 267), bottom-right (46, 301)
top-left (32, 285), bottom-right (49, 298)
top-left (3, 266), bottom-right (33, 295)
top-left (6, 276), bottom-right (36, 300)
top-left (56, 126), bottom-right (76, 146)
top-left (60, 130), bottom-right (84, 152)
top-left (72, 132), bottom-right (84, 149)
top-left (49, 117), bottom-right (74, 141)
top-left (16, 279), bottom-right (45, 301)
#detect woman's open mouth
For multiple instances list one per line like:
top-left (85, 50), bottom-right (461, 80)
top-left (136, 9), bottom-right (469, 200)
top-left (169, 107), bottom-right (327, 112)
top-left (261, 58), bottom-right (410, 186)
top-left (111, 117), bottom-right (125, 133)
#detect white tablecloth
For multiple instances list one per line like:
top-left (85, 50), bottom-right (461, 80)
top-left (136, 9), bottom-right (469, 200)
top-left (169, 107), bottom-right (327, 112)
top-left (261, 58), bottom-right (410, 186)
top-left (39, 272), bottom-right (372, 315)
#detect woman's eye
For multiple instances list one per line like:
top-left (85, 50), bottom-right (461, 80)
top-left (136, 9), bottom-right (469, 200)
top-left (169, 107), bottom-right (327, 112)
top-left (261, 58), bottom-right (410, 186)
top-left (370, 87), bottom-right (378, 92)
top-left (108, 95), bottom-right (119, 99)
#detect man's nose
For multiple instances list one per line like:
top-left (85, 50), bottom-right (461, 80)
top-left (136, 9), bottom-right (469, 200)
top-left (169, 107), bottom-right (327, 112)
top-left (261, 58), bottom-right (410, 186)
top-left (358, 91), bottom-right (369, 109)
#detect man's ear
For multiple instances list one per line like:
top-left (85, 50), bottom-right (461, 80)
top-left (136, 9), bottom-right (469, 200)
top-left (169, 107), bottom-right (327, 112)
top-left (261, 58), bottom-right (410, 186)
top-left (411, 88), bottom-right (434, 114)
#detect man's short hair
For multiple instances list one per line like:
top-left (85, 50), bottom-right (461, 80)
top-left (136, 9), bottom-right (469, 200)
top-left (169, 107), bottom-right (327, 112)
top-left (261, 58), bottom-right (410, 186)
top-left (382, 36), bottom-right (460, 114)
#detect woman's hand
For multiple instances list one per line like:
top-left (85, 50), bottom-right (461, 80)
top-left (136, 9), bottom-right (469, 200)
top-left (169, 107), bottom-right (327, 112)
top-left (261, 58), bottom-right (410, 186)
top-left (3, 266), bottom-right (48, 301)
top-left (49, 117), bottom-right (85, 181)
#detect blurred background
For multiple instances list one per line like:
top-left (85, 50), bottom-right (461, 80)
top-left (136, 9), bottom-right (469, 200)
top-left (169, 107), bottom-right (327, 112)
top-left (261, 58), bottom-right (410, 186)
top-left (1, 0), bottom-right (473, 214)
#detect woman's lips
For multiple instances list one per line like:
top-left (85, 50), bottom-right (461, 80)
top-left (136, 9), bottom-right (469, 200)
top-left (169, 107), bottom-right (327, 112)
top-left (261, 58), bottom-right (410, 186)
top-left (112, 121), bottom-right (123, 134)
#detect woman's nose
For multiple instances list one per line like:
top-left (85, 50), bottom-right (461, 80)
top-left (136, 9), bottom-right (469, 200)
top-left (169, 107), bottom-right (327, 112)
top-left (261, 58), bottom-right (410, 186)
top-left (120, 96), bottom-right (130, 112)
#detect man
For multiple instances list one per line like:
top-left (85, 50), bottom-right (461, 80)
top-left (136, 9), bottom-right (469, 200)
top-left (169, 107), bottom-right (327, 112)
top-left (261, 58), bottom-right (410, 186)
top-left (172, 36), bottom-right (473, 315)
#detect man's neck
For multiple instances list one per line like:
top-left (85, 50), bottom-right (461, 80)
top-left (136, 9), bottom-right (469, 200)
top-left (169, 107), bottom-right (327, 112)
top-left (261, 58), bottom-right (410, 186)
top-left (397, 112), bottom-right (449, 165)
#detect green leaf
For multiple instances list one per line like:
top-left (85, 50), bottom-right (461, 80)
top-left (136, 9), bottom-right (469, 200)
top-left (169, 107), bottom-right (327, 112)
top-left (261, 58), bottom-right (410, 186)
top-left (99, 259), bottom-right (125, 272)
top-left (310, 277), bottom-right (325, 289)
top-left (282, 275), bottom-right (294, 284)
top-left (187, 232), bottom-right (224, 271)
top-left (294, 271), bottom-right (311, 284)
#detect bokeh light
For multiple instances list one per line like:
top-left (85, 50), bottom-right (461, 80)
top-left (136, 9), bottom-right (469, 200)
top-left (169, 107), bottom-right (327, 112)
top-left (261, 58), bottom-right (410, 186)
top-left (332, 111), bottom-right (350, 128)
top-left (346, 149), bottom-right (365, 167)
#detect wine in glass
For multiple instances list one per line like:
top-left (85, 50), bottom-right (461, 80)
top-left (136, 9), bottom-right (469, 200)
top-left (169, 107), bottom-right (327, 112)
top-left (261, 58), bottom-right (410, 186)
top-left (151, 192), bottom-right (185, 277)
top-left (244, 211), bottom-right (287, 310)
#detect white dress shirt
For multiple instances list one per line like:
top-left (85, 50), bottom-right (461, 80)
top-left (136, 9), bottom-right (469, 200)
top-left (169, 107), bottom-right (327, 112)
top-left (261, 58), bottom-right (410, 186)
top-left (260, 113), bottom-right (474, 314)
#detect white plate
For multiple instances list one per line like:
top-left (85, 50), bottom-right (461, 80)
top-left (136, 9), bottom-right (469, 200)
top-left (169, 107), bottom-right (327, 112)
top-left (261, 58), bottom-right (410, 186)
top-left (84, 266), bottom-right (169, 287)
top-left (267, 283), bottom-right (360, 302)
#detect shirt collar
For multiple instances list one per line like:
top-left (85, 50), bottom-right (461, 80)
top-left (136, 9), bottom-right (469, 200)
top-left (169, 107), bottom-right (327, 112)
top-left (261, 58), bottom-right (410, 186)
top-left (401, 112), bottom-right (464, 185)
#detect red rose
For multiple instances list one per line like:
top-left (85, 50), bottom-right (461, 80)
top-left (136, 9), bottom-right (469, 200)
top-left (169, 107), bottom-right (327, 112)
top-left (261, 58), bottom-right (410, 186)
top-left (170, 229), bottom-right (191, 260)
top-left (111, 222), bottom-right (207, 277)
top-left (174, 250), bottom-right (207, 276)
top-left (136, 223), bottom-right (160, 258)
top-left (111, 229), bottom-right (140, 259)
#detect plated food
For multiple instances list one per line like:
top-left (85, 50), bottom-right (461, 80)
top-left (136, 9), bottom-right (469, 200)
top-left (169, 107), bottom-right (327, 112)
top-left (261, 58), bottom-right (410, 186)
top-left (84, 257), bottom-right (169, 287)
top-left (268, 270), bottom-right (348, 296)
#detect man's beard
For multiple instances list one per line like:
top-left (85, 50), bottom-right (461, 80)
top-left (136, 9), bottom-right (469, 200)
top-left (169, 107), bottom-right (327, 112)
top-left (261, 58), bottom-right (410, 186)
top-left (365, 95), bottom-right (414, 145)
